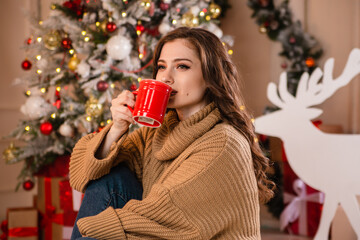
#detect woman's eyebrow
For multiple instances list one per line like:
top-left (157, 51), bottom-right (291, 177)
top-left (158, 58), bottom-right (193, 63)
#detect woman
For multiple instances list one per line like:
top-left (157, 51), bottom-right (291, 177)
top-left (70, 27), bottom-right (274, 240)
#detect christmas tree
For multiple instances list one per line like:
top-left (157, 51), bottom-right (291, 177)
top-left (3, 0), bottom-right (232, 190)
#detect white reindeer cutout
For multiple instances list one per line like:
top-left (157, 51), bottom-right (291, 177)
top-left (255, 48), bottom-right (360, 240)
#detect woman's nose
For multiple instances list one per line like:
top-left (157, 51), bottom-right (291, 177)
top-left (160, 75), bottom-right (174, 85)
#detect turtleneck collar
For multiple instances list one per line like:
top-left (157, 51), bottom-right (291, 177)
top-left (153, 102), bottom-right (222, 161)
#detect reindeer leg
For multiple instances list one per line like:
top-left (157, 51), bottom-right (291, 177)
top-left (314, 196), bottom-right (338, 240)
top-left (340, 195), bottom-right (360, 239)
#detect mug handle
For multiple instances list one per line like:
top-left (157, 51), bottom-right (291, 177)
top-left (127, 91), bottom-right (138, 113)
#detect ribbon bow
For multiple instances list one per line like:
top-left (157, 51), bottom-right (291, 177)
top-left (280, 179), bottom-right (324, 235)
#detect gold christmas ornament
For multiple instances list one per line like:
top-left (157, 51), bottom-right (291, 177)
top-left (68, 54), bottom-right (80, 71)
top-left (3, 142), bottom-right (19, 164)
top-left (259, 25), bottom-right (267, 33)
top-left (181, 12), bottom-right (199, 27)
top-left (209, 3), bottom-right (221, 19)
top-left (85, 96), bottom-right (103, 117)
top-left (100, 19), bottom-right (108, 32)
top-left (43, 30), bottom-right (61, 50)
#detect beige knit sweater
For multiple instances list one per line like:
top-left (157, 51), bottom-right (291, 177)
top-left (69, 103), bottom-right (260, 239)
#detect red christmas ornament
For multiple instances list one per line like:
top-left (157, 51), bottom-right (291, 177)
top-left (281, 62), bottom-right (287, 69)
top-left (23, 179), bottom-right (34, 191)
top-left (61, 37), bottom-right (72, 49)
top-left (160, 2), bottom-right (170, 11)
top-left (40, 121), bottom-right (53, 135)
top-left (21, 59), bottom-right (32, 70)
top-left (97, 80), bottom-right (109, 92)
top-left (26, 37), bottom-right (33, 45)
top-left (289, 36), bottom-right (296, 44)
top-left (136, 24), bottom-right (145, 34)
top-left (106, 22), bottom-right (117, 33)
top-left (54, 99), bottom-right (61, 109)
top-left (305, 57), bottom-right (315, 67)
top-left (130, 84), bottom-right (137, 91)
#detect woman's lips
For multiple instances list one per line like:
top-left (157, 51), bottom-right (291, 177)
top-left (170, 90), bottom-right (177, 96)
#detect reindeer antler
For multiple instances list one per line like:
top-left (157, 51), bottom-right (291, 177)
top-left (268, 48), bottom-right (360, 109)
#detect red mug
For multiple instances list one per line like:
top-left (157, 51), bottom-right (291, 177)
top-left (128, 79), bottom-right (172, 127)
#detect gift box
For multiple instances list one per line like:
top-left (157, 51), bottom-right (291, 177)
top-left (37, 177), bottom-right (78, 240)
top-left (36, 155), bottom-right (78, 240)
top-left (279, 160), bottom-right (324, 237)
top-left (7, 207), bottom-right (38, 240)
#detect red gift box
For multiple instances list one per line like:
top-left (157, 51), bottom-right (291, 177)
top-left (280, 159), bottom-right (324, 237)
top-left (36, 155), bottom-right (78, 240)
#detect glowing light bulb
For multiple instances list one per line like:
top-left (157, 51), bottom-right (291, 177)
top-left (26, 90), bottom-right (31, 96)
top-left (36, 55), bottom-right (41, 60)
top-left (56, 86), bottom-right (61, 92)
top-left (69, 49), bottom-right (75, 54)
top-left (84, 36), bottom-right (90, 42)
top-left (240, 105), bottom-right (245, 110)
top-left (121, 12), bottom-right (127, 17)
top-left (86, 116), bottom-right (92, 121)
top-left (56, 68), bottom-right (61, 73)
top-left (51, 113), bottom-right (56, 119)
top-left (137, 77), bottom-right (142, 82)
top-left (107, 119), bottom-right (112, 124)
top-left (228, 49), bottom-right (233, 55)
top-left (40, 88), bottom-right (46, 93)
top-left (37, 37), bottom-right (42, 43)
top-left (81, 31), bottom-right (87, 36)
top-left (36, 69), bottom-right (42, 74)
top-left (25, 126), bottom-right (30, 131)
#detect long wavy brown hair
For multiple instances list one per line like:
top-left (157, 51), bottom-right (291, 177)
top-left (152, 27), bottom-right (274, 203)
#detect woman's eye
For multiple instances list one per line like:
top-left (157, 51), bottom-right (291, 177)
top-left (177, 64), bottom-right (190, 69)
top-left (157, 65), bottom-right (166, 70)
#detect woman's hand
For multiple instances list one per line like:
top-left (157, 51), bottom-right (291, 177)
top-left (96, 90), bottom-right (136, 158)
top-left (110, 90), bottom-right (136, 136)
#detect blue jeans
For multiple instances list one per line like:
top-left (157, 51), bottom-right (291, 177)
top-left (71, 163), bottom-right (143, 240)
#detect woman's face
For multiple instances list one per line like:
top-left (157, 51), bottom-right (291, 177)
top-left (155, 39), bottom-right (207, 120)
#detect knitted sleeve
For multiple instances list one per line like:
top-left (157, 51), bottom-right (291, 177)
top-left (76, 126), bottom-right (261, 239)
top-left (69, 124), bottom-right (153, 192)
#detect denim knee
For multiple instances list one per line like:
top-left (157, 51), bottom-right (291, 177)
top-left (86, 163), bottom-right (143, 207)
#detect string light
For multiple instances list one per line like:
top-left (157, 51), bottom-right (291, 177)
top-left (56, 68), bottom-right (61, 73)
top-left (121, 11), bottom-right (127, 17)
top-left (110, 83), bottom-right (115, 88)
top-left (137, 77), bottom-right (142, 82)
top-left (172, 19), bottom-right (177, 25)
top-left (95, 21), bottom-right (100, 27)
top-left (37, 37), bottom-right (42, 43)
top-left (240, 105), bottom-right (245, 110)
top-left (139, 53), bottom-right (144, 59)
top-left (36, 69), bottom-right (42, 74)
top-left (107, 119), bottom-right (112, 124)
top-left (81, 31), bottom-right (87, 36)
top-left (199, 11), bottom-right (205, 17)
top-left (86, 116), bottom-right (92, 121)
top-left (251, 118), bottom-right (255, 123)
top-left (100, 122), bottom-right (105, 127)
top-left (69, 49), bottom-right (75, 54)
top-left (39, 21), bottom-right (43, 25)
top-left (205, 15), bottom-right (211, 21)
top-left (84, 36), bottom-right (90, 42)
top-left (254, 137), bottom-right (259, 143)
top-left (36, 55), bottom-right (41, 60)
top-left (51, 113), bottom-right (56, 119)
top-left (26, 90), bottom-right (31, 96)
top-left (228, 49), bottom-right (233, 55)
top-left (51, 4), bottom-right (56, 10)
top-left (40, 88), bottom-right (46, 93)
top-left (56, 87), bottom-right (61, 92)
top-left (25, 126), bottom-right (30, 131)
